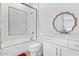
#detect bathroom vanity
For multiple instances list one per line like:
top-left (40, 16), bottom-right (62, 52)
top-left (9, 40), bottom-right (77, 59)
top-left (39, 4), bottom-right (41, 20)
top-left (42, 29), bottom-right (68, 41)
top-left (42, 33), bottom-right (79, 56)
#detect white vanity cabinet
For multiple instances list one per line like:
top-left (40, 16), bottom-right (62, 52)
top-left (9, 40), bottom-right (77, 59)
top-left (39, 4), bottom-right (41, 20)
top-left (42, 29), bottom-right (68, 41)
top-left (43, 41), bottom-right (57, 56)
top-left (61, 48), bottom-right (79, 56)
top-left (43, 35), bottom-right (79, 56)
top-left (43, 38), bottom-right (62, 56)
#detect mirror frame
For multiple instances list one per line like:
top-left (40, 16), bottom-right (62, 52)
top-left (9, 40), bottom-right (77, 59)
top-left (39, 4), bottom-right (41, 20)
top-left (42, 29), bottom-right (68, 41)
top-left (53, 12), bottom-right (77, 34)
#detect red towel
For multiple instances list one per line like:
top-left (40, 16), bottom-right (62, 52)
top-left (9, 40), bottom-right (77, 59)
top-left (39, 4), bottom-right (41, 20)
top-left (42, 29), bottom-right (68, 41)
top-left (18, 53), bottom-right (29, 56)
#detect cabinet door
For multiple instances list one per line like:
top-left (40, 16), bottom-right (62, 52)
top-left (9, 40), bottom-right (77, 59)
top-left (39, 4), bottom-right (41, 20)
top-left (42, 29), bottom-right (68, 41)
top-left (61, 48), bottom-right (79, 56)
top-left (43, 42), bottom-right (57, 56)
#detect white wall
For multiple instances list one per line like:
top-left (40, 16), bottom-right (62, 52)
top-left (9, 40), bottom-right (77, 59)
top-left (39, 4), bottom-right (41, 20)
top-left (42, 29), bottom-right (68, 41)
top-left (39, 3), bottom-right (79, 37)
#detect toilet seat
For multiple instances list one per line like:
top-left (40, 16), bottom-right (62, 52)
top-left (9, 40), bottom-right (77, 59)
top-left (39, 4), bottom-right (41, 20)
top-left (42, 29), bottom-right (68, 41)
top-left (28, 41), bottom-right (42, 56)
top-left (29, 43), bottom-right (41, 48)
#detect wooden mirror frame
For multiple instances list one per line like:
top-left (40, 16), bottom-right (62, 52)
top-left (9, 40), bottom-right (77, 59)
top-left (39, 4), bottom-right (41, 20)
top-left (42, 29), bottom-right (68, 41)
top-left (53, 12), bottom-right (77, 34)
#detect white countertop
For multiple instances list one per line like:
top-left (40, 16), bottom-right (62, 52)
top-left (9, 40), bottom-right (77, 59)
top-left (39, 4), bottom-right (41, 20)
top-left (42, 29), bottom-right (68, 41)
top-left (39, 32), bottom-right (79, 42)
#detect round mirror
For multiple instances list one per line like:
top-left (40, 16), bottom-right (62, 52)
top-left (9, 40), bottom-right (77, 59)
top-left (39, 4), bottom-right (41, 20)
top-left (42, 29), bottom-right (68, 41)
top-left (53, 12), bottom-right (77, 34)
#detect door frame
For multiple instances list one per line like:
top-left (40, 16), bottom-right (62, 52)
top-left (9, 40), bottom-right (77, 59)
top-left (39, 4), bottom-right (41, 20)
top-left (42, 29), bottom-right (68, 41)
top-left (21, 3), bottom-right (38, 40)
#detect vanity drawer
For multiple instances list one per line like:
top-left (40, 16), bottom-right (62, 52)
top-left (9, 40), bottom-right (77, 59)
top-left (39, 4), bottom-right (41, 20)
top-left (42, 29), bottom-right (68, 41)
top-left (53, 38), bottom-right (67, 47)
top-left (68, 40), bottom-right (79, 51)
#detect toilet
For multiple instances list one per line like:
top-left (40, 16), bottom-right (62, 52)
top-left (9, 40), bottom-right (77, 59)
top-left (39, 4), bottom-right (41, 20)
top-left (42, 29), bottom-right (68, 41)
top-left (28, 41), bottom-right (42, 56)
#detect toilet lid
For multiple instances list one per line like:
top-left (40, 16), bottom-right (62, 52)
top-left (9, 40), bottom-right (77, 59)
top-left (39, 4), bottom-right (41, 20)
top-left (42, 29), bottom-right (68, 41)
top-left (29, 43), bottom-right (41, 48)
